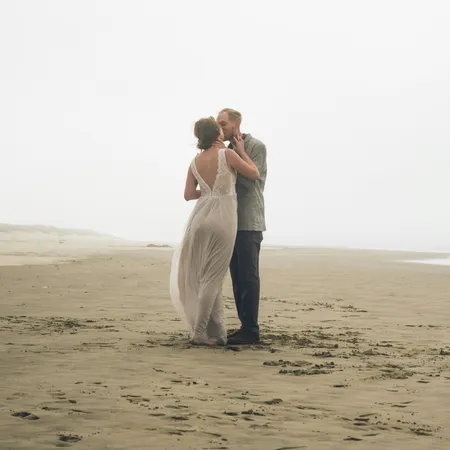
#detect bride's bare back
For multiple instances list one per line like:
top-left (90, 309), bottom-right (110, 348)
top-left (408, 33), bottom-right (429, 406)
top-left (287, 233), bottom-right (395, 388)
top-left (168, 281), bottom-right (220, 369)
top-left (184, 144), bottom-right (260, 202)
top-left (194, 148), bottom-right (221, 191)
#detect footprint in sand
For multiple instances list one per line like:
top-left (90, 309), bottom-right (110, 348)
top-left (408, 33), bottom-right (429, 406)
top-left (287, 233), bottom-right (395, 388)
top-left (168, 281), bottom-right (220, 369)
top-left (40, 406), bottom-right (60, 411)
top-left (313, 351), bottom-right (335, 358)
top-left (264, 398), bottom-right (283, 405)
top-left (168, 415), bottom-right (189, 421)
top-left (121, 394), bottom-right (150, 405)
top-left (11, 411), bottom-right (40, 420)
top-left (410, 426), bottom-right (433, 436)
top-left (57, 434), bottom-right (82, 445)
top-left (391, 401), bottom-right (412, 408)
top-left (263, 360), bottom-right (311, 368)
top-left (51, 390), bottom-right (67, 401)
top-left (353, 417), bottom-right (370, 426)
top-left (274, 447), bottom-right (307, 450)
top-left (6, 392), bottom-right (28, 401)
top-left (69, 409), bottom-right (91, 415)
top-left (279, 363), bottom-right (334, 376)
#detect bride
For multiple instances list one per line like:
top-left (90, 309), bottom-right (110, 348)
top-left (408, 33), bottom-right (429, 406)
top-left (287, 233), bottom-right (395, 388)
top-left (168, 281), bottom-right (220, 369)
top-left (169, 117), bottom-right (260, 346)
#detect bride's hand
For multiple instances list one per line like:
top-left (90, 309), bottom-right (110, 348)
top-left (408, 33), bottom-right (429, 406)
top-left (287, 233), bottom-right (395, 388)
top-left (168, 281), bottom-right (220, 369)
top-left (233, 134), bottom-right (245, 156)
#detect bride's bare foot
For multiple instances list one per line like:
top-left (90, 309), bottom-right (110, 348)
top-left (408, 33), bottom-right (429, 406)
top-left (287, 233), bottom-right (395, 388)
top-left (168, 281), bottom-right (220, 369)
top-left (216, 337), bottom-right (227, 346)
top-left (191, 338), bottom-right (219, 347)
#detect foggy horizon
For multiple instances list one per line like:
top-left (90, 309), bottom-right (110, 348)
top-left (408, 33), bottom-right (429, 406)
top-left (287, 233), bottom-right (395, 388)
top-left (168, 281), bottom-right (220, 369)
top-left (1, 1), bottom-right (450, 253)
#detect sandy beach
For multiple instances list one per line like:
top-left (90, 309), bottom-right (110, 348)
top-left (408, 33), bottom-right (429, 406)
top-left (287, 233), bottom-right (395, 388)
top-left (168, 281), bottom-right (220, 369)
top-left (1, 227), bottom-right (450, 449)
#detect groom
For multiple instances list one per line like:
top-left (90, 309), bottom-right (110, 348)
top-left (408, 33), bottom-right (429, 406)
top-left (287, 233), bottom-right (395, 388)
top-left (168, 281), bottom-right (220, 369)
top-left (217, 108), bottom-right (267, 345)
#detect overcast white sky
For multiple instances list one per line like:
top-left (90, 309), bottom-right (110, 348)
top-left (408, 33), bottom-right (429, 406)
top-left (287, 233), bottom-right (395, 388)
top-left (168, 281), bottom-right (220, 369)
top-left (1, 0), bottom-right (449, 251)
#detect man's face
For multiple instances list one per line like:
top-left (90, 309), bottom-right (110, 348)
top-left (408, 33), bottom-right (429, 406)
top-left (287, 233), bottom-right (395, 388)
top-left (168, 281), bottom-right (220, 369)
top-left (217, 112), bottom-right (236, 141)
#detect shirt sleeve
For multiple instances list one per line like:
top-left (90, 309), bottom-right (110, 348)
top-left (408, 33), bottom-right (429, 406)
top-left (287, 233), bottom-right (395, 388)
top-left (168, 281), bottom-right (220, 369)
top-left (237, 142), bottom-right (266, 187)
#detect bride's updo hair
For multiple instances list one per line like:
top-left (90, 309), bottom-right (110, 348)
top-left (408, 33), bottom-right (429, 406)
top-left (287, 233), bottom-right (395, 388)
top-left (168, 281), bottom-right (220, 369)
top-left (194, 117), bottom-right (221, 150)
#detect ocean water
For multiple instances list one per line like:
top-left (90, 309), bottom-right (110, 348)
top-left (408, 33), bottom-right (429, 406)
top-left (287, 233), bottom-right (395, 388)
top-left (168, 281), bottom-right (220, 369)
top-left (403, 258), bottom-right (450, 267)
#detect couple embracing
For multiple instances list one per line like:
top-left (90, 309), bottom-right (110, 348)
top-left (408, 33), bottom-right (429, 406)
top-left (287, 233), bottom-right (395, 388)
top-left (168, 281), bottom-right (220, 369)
top-left (169, 108), bottom-right (267, 346)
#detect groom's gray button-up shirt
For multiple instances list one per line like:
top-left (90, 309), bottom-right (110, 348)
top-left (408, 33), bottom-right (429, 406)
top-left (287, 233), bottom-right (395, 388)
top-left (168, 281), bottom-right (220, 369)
top-left (230, 133), bottom-right (267, 232)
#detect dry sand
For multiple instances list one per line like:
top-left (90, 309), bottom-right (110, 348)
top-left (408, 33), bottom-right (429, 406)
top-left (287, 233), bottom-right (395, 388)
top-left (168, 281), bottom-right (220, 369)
top-left (1, 227), bottom-right (450, 449)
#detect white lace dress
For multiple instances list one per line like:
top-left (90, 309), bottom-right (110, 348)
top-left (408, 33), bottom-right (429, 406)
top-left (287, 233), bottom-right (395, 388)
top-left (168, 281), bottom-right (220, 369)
top-left (170, 148), bottom-right (237, 342)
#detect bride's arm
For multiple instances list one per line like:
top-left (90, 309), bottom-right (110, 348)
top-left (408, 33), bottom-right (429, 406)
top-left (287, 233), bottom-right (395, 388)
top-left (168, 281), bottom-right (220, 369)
top-left (184, 166), bottom-right (201, 201)
top-left (225, 147), bottom-right (260, 180)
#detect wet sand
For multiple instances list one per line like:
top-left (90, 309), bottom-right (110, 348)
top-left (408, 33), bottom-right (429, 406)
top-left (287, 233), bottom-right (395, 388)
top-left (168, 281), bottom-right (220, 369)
top-left (1, 232), bottom-right (450, 449)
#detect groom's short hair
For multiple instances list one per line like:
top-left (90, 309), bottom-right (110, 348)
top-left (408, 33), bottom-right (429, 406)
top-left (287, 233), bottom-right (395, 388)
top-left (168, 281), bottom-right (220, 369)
top-left (220, 108), bottom-right (242, 124)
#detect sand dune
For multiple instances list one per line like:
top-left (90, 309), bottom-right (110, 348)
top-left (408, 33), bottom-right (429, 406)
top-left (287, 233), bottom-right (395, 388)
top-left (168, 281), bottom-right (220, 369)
top-left (0, 223), bottom-right (118, 238)
top-left (0, 224), bottom-right (127, 266)
top-left (1, 233), bottom-right (449, 449)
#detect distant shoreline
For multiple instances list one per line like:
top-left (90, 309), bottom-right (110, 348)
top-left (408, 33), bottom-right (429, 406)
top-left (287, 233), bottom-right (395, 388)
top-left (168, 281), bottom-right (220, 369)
top-left (1, 222), bottom-right (449, 260)
top-left (402, 257), bottom-right (450, 267)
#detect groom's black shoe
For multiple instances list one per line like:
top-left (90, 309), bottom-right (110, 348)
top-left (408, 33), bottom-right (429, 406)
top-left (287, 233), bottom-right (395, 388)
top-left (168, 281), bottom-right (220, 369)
top-left (227, 328), bottom-right (242, 339)
top-left (227, 330), bottom-right (260, 345)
